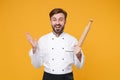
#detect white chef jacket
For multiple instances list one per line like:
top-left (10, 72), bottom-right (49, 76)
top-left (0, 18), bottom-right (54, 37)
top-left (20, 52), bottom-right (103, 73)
top-left (29, 32), bottom-right (85, 74)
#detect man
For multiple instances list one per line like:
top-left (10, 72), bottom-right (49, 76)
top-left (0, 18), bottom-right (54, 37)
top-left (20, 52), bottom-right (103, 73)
top-left (26, 8), bottom-right (85, 80)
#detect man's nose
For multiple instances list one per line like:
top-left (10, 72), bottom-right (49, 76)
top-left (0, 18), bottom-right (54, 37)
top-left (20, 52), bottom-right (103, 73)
top-left (56, 20), bottom-right (60, 24)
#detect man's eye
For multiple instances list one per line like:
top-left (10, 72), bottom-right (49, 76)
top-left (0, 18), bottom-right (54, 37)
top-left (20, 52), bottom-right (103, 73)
top-left (59, 18), bottom-right (64, 21)
top-left (60, 19), bottom-right (63, 21)
top-left (52, 19), bottom-right (56, 21)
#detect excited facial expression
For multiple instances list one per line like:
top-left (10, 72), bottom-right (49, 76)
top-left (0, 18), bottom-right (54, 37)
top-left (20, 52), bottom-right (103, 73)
top-left (50, 13), bottom-right (66, 35)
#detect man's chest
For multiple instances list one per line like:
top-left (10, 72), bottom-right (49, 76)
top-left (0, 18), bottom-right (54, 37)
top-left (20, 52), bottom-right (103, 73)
top-left (42, 36), bottom-right (75, 61)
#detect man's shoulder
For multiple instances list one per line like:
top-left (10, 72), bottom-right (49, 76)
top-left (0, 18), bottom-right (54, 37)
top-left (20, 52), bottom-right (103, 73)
top-left (38, 32), bottom-right (51, 42)
top-left (41, 32), bottom-right (51, 38)
top-left (65, 32), bottom-right (77, 41)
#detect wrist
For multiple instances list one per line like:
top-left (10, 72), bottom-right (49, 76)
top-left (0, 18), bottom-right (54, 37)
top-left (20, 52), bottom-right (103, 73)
top-left (33, 47), bottom-right (37, 54)
top-left (76, 51), bottom-right (82, 62)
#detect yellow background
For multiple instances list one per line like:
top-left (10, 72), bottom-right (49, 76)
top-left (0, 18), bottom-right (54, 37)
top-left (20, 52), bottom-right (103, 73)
top-left (0, 0), bottom-right (120, 80)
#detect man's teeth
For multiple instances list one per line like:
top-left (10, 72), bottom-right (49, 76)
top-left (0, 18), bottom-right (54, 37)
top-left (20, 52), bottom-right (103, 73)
top-left (56, 26), bottom-right (60, 27)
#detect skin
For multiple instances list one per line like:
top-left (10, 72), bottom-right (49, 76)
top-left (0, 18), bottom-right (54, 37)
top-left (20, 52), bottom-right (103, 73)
top-left (26, 13), bottom-right (82, 62)
top-left (50, 13), bottom-right (66, 37)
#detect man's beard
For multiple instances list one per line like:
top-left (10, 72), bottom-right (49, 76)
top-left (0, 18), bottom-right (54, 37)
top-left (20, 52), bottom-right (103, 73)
top-left (52, 24), bottom-right (64, 35)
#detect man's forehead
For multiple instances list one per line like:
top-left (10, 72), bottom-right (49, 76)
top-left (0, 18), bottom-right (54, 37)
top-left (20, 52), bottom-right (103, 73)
top-left (51, 13), bottom-right (65, 18)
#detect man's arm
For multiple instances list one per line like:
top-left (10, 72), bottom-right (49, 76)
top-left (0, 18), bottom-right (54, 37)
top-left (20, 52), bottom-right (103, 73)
top-left (76, 51), bottom-right (82, 62)
top-left (73, 44), bottom-right (85, 69)
top-left (26, 33), bottom-right (43, 68)
top-left (74, 45), bottom-right (83, 62)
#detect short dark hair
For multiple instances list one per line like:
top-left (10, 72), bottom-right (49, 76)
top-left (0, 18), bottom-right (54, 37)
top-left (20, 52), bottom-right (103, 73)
top-left (49, 8), bottom-right (67, 20)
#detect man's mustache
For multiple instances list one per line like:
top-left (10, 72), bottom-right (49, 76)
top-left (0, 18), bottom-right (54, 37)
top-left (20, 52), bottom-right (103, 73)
top-left (54, 24), bottom-right (62, 27)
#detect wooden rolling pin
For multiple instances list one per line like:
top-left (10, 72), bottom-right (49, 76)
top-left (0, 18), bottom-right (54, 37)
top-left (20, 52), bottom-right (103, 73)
top-left (78, 19), bottom-right (93, 47)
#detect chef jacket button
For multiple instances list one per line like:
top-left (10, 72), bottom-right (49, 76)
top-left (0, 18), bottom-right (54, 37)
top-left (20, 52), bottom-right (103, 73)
top-left (52, 58), bottom-right (54, 61)
top-left (62, 58), bottom-right (64, 60)
top-left (62, 38), bottom-right (64, 40)
top-left (52, 38), bottom-right (54, 40)
top-left (52, 48), bottom-right (54, 50)
top-left (62, 48), bottom-right (64, 49)
top-left (62, 69), bottom-right (64, 71)
top-left (52, 69), bottom-right (54, 71)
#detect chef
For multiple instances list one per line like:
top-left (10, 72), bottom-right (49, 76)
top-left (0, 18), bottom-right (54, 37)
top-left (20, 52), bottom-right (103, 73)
top-left (26, 8), bottom-right (85, 80)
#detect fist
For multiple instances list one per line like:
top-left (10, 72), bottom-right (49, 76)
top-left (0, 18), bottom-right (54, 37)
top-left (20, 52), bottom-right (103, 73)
top-left (73, 44), bottom-right (81, 54)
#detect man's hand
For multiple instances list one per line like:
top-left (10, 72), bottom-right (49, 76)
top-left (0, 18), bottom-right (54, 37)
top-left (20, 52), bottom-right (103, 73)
top-left (26, 33), bottom-right (38, 53)
top-left (74, 44), bottom-right (81, 54)
top-left (74, 44), bottom-right (82, 62)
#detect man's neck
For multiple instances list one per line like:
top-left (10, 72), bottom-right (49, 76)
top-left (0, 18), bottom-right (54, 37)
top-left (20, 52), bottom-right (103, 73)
top-left (52, 31), bottom-right (63, 37)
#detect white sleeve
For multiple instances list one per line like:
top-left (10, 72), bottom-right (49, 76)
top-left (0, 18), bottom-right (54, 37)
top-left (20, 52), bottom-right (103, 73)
top-left (72, 38), bottom-right (85, 69)
top-left (73, 49), bottom-right (85, 69)
top-left (29, 40), bottom-right (43, 68)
